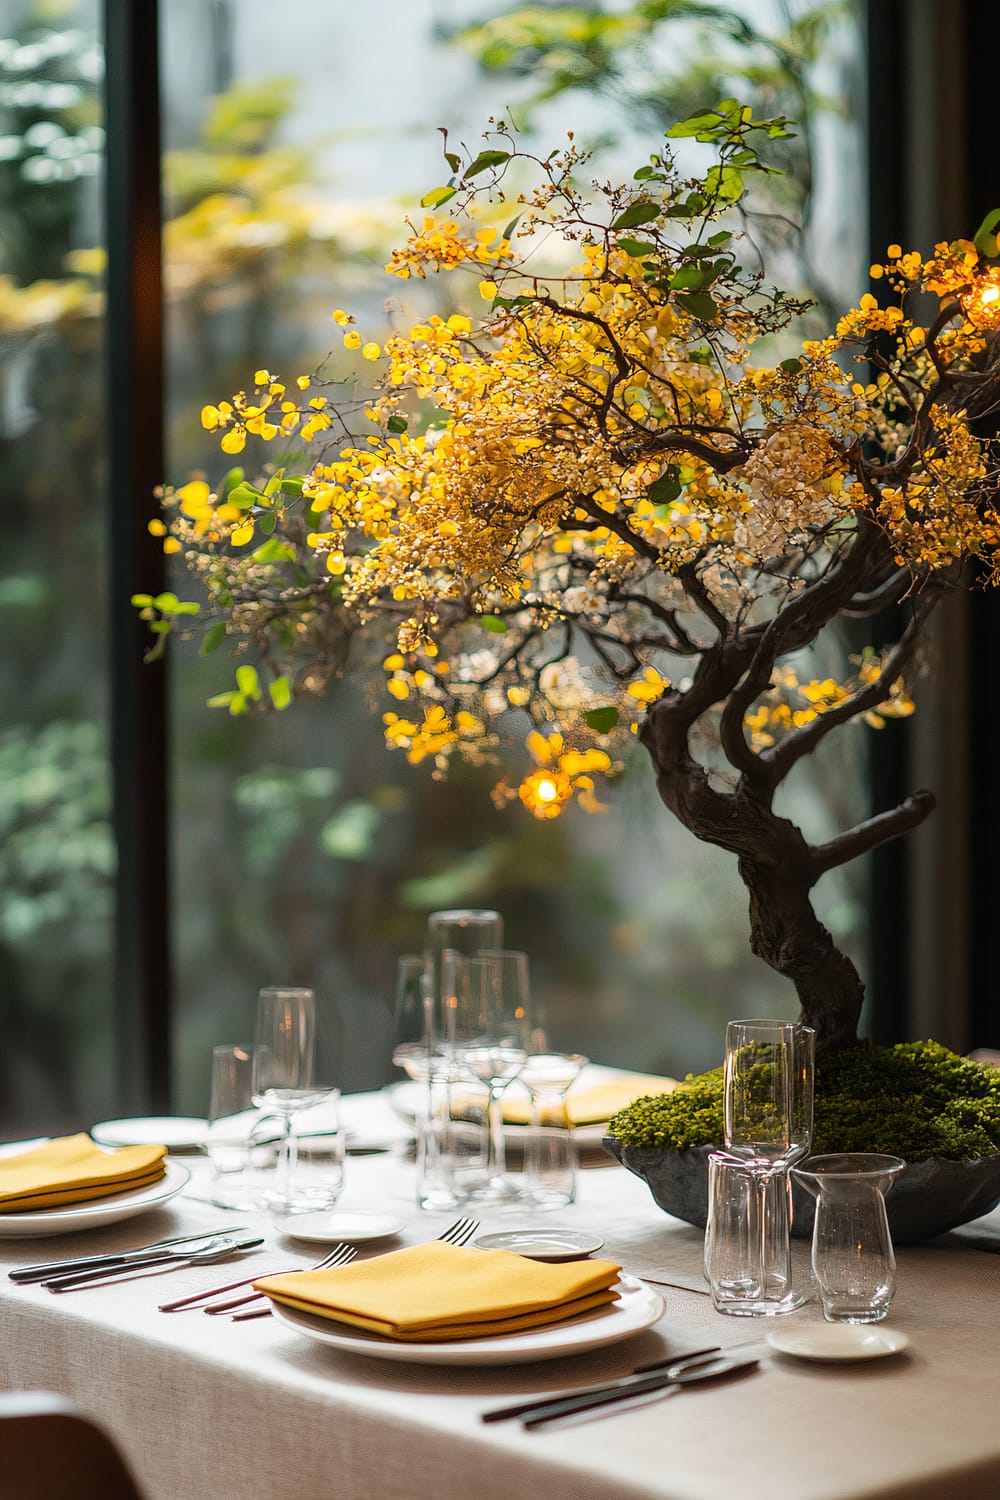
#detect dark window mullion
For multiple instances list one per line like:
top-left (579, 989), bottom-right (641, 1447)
top-left (103, 0), bottom-right (170, 1111)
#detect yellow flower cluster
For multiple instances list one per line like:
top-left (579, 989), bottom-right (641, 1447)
top-left (516, 732), bottom-right (613, 819)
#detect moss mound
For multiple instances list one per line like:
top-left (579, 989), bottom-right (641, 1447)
top-left (608, 1039), bottom-right (1000, 1162)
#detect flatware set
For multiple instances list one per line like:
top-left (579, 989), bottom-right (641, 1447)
top-left (7, 1227), bottom-right (251, 1284)
top-left (482, 1344), bottom-right (766, 1428)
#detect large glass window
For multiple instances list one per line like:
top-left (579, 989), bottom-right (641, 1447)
top-left (1, 0), bottom-right (870, 1133)
top-left (159, 0), bottom-right (869, 1114)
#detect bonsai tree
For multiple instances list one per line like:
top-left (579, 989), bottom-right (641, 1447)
top-left (141, 103), bottom-right (1000, 1059)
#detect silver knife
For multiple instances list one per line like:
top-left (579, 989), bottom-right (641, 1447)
top-left (9, 1227), bottom-right (250, 1284)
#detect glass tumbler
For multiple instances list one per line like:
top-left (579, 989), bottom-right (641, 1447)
top-left (519, 1053), bottom-right (587, 1208)
top-left (792, 1153), bottom-right (904, 1323)
top-left (704, 1151), bottom-right (806, 1315)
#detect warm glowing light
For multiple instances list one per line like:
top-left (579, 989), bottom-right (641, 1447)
top-left (966, 271), bottom-right (1000, 328)
top-left (536, 778), bottom-right (558, 802)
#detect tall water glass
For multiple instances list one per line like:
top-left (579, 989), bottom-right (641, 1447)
top-left (720, 1019), bottom-right (815, 1315)
top-left (252, 987), bottom-right (335, 1212)
top-left (425, 909), bottom-right (503, 1055)
top-left (444, 948), bottom-right (530, 1201)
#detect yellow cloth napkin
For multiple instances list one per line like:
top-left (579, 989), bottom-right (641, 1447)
top-left (0, 1134), bottom-right (167, 1212)
top-left (255, 1239), bottom-right (623, 1342)
top-left (502, 1073), bottom-right (680, 1128)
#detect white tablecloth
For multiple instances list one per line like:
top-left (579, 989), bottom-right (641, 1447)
top-left (2, 1089), bottom-right (1000, 1500)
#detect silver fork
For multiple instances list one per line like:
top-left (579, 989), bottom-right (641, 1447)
top-left (438, 1216), bottom-right (479, 1247)
top-left (227, 1216), bottom-right (480, 1322)
top-left (158, 1242), bottom-right (356, 1313)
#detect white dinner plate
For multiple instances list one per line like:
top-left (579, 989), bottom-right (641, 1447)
top-left (382, 1082), bottom-right (610, 1149)
top-left (91, 1117), bottom-right (209, 1150)
top-left (473, 1229), bottom-right (605, 1262)
top-left (0, 1158), bottom-right (190, 1238)
top-left (767, 1324), bottom-right (910, 1362)
top-left (275, 1212), bottom-right (404, 1245)
top-left (268, 1275), bottom-right (664, 1365)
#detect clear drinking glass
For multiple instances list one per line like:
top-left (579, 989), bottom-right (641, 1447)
top-left (425, 909), bottom-right (503, 1055)
top-left (792, 1153), bottom-right (904, 1323)
top-left (391, 954), bottom-right (435, 1082)
top-left (444, 948), bottom-right (530, 1202)
top-left (724, 1020), bottom-right (815, 1170)
top-left (251, 987), bottom-right (335, 1212)
top-left (206, 1043), bottom-right (273, 1210)
top-left (519, 1052), bottom-right (587, 1208)
top-left (704, 1151), bottom-right (804, 1314)
top-left (720, 1019), bottom-right (816, 1315)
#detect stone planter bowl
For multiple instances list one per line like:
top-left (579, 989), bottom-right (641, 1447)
top-left (603, 1138), bottom-right (1000, 1244)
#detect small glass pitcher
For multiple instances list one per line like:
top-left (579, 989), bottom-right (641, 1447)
top-left (792, 1153), bottom-right (904, 1323)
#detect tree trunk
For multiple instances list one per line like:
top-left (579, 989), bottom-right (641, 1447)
top-left (738, 854), bottom-right (864, 1056)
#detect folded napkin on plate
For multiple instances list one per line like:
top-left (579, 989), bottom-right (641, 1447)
top-left (0, 1134), bottom-right (167, 1212)
top-left (502, 1073), bottom-right (680, 1128)
top-left (255, 1239), bottom-right (623, 1342)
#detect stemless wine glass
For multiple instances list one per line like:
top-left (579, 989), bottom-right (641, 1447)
top-left (252, 987), bottom-right (335, 1212)
top-left (719, 1019), bottom-right (815, 1315)
top-left (444, 948), bottom-right (531, 1201)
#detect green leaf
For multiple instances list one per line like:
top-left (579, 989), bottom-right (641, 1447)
top-left (251, 539), bottom-right (296, 564)
top-left (235, 664), bottom-right (261, 699)
top-left (612, 201), bottom-right (660, 230)
top-left (258, 511), bottom-right (277, 535)
top-left (152, 591), bottom-right (179, 611)
top-left (130, 593), bottom-right (153, 608)
top-left (779, 357), bottom-right (803, 375)
top-left (974, 208), bottom-right (1000, 258)
top-left (480, 614), bottom-right (508, 634)
top-left (706, 164), bottom-right (744, 208)
top-left (420, 185), bottom-right (456, 210)
top-left (462, 149), bottom-right (510, 180)
top-left (227, 482), bottom-right (265, 511)
top-left (269, 675), bottom-right (292, 710)
top-left (667, 110), bottom-right (723, 141)
top-left (199, 622), bottom-right (227, 657)
top-left (669, 264), bottom-right (713, 291)
top-left (646, 466), bottom-right (682, 505)
top-left (675, 291), bottom-right (719, 320)
top-left (170, 601), bottom-right (201, 616)
top-left (617, 238), bottom-right (656, 259)
top-left (206, 691), bottom-right (236, 709)
top-left (585, 706), bottom-right (620, 734)
top-left (263, 469), bottom-right (284, 497)
top-left (443, 151), bottom-right (461, 175)
top-left (219, 467), bottom-right (244, 499)
top-left (387, 414), bottom-right (408, 434)
top-left (280, 475), bottom-right (305, 497)
top-left (149, 620), bottom-right (171, 635)
top-left (502, 214), bottom-right (521, 241)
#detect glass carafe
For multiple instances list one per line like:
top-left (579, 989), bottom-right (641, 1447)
top-left (792, 1153), bottom-right (904, 1323)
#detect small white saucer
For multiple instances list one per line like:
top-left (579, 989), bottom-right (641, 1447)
top-left (91, 1116), bottom-right (208, 1150)
top-left (473, 1228), bottom-right (605, 1262)
top-left (275, 1211), bottom-right (404, 1245)
top-left (767, 1324), bottom-right (910, 1362)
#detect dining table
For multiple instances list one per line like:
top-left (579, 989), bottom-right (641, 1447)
top-left (2, 1077), bottom-right (1000, 1500)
